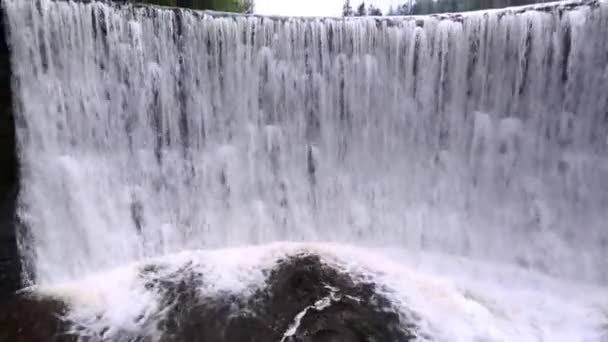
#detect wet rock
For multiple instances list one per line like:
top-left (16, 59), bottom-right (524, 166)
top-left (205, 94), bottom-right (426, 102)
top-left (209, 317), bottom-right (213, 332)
top-left (0, 255), bottom-right (418, 342)
top-left (0, 3), bottom-right (22, 298)
top-left (148, 254), bottom-right (416, 342)
top-left (0, 293), bottom-right (76, 342)
top-left (264, 255), bottom-right (415, 342)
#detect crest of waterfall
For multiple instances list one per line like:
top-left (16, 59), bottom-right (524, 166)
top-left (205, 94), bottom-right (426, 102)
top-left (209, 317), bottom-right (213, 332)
top-left (3, 0), bottom-right (608, 284)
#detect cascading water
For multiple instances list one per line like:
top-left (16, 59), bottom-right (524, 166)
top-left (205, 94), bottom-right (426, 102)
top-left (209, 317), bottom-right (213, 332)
top-left (3, 0), bottom-right (608, 285)
top-left (3, 1), bottom-right (608, 340)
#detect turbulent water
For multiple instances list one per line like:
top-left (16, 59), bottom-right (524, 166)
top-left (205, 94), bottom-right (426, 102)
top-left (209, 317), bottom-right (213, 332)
top-left (3, 0), bottom-right (608, 340)
top-left (36, 243), bottom-right (608, 341)
top-left (4, 0), bottom-right (608, 286)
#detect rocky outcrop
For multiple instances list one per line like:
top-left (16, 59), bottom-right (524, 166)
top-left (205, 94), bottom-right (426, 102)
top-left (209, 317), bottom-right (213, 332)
top-left (0, 294), bottom-right (75, 342)
top-left (0, 4), bottom-right (22, 298)
top-left (0, 254), bottom-right (418, 341)
top-left (150, 254), bottom-right (416, 342)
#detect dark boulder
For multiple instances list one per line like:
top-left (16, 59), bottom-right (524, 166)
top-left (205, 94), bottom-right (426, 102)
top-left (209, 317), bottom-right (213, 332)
top-left (150, 254), bottom-right (417, 342)
top-left (0, 293), bottom-right (76, 342)
top-left (0, 254), bottom-right (419, 342)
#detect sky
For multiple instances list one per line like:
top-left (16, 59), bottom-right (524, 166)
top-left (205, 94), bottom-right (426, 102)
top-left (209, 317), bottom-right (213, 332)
top-left (255, 0), bottom-right (403, 17)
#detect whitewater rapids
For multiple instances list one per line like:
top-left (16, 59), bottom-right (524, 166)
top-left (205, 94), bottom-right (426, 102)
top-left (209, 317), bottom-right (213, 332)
top-left (37, 243), bottom-right (608, 341)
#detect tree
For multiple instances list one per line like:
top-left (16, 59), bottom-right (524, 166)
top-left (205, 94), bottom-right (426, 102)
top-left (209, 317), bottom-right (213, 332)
top-left (398, 3), bottom-right (412, 15)
top-left (342, 0), bottom-right (354, 16)
top-left (411, 0), bottom-right (435, 14)
top-left (435, 0), bottom-right (458, 12)
top-left (130, 0), bottom-right (254, 12)
top-left (368, 4), bottom-right (382, 16)
top-left (346, 0), bottom-right (549, 18)
top-left (239, 0), bottom-right (254, 13)
top-left (387, 2), bottom-right (414, 16)
top-left (356, 2), bottom-right (367, 16)
top-left (397, 0), bottom-right (414, 15)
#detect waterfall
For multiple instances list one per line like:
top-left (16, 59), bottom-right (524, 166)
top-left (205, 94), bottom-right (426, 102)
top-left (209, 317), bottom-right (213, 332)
top-left (3, 0), bottom-right (608, 284)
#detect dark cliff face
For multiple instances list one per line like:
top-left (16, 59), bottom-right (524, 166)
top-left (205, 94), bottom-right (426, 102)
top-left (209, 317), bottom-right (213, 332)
top-left (0, 5), bottom-right (22, 297)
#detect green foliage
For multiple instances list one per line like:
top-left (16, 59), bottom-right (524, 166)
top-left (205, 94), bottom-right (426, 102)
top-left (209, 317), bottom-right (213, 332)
top-left (130, 0), bottom-right (254, 13)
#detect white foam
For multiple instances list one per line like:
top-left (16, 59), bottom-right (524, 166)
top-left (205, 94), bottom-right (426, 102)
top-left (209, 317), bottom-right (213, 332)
top-left (33, 243), bottom-right (608, 341)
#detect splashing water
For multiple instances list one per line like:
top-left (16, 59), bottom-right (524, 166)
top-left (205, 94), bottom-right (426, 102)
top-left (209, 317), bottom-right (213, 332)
top-left (38, 243), bottom-right (608, 341)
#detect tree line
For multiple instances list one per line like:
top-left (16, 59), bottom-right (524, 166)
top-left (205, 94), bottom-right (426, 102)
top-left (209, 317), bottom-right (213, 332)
top-left (126, 0), bottom-right (254, 13)
top-left (343, 0), bottom-right (553, 16)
